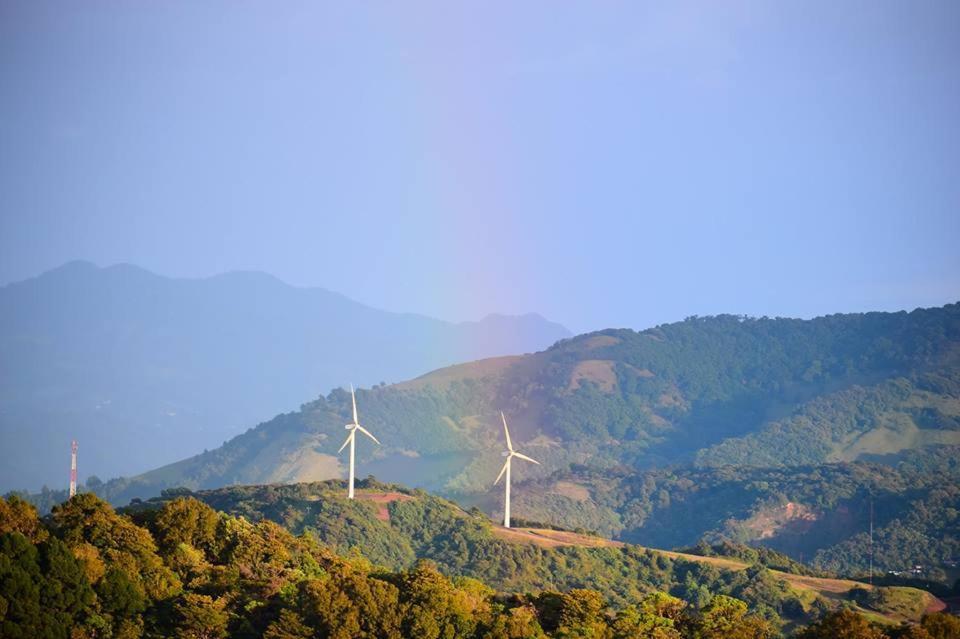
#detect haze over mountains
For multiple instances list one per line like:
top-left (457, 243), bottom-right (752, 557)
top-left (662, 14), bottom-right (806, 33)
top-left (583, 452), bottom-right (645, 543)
top-left (0, 261), bottom-right (571, 491)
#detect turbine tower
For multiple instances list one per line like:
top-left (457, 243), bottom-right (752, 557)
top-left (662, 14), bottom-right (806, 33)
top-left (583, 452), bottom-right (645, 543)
top-left (494, 412), bottom-right (540, 528)
top-left (338, 385), bottom-right (380, 499)
top-left (69, 440), bottom-right (78, 498)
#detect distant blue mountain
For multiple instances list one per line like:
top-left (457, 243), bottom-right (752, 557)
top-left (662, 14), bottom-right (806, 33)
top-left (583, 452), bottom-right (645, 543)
top-left (0, 261), bottom-right (570, 491)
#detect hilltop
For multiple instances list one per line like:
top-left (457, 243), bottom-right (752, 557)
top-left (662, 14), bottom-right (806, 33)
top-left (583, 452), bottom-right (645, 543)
top-left (0, 261), bottom-right (569, 490)
top-left (125, 479), bottom-right (946, 628)
top-left (7, 485), bottom-right (955, 638)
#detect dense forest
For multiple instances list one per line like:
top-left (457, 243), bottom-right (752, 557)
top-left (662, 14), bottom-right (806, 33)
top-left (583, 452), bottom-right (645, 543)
top-left (509, 446), bottom-right (960, 582)
top-left (28, 446), bottom-right (960, 586)
top-left (2, 491), bottom-right (957, 639)
top-left (34, 445), bottom-right (958, 587)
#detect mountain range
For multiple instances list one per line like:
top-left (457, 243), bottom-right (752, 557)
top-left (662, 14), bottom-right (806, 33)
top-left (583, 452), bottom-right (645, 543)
top-left (0, 261), bottom-right (570, 491)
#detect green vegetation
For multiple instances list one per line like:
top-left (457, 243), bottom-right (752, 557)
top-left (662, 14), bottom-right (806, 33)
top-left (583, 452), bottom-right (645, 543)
top-left (512, 446), bottom-right (960, 583)
top-left (70, 304), bottom-right (959, 509)
top-left (125, 481), bottom-right (810, 620)
top-left (11, 304), bottom-right (960, 604)
top-left (5, 491), bottom-right (955, 638)
top-left (19, 448), bottom-right (960, 588)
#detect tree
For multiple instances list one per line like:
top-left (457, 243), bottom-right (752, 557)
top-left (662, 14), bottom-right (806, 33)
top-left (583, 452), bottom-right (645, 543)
top-left (38, 537), bottom-right (96, 630)
top-left (922, 612), bottom-right (960, 639)
top-left (0, 496), bottom-right (48, 543)
top-left (97, 567), bottom-right (146, 619)
top-left (51, 493), bottom-right (181, 600)
top-left (398, 560), bottom-right (482, 639)
top-left (173, 593), bottom-right (228, 639)
top-left (151, 498), bottom-right (220, 559)
top-left (692, 594), bottom-right (773, 639)
top-left (890, 624), bottom-right (933, 639)
top-left (480, 605), bottom-right (546, 639)
top-left (300, 569), bottom-right (402, 639)
top-left (610, 592), bottom-right (687, 639)
top-left (263, 609), bottom-right (313, 639)
top-left (556, 589), bottom-right (611, 639)
top-left (0, 533), bottom-right (42, 639)
top-left (796, 610), bottom-right (889, 639)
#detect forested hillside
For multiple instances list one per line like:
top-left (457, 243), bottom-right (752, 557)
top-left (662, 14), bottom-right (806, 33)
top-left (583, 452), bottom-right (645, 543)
top-left (3, 489), bottom-right (954, 638)
top-left (509, 446), bottom-right (960, 583)
top-left (17, 304), bottom-right (959, 589)
top-left (96, 304), bottom-right (960, 506)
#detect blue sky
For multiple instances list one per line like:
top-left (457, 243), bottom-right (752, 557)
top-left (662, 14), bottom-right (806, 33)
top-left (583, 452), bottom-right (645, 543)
top-left (1, 1), bottom-right (957, 333)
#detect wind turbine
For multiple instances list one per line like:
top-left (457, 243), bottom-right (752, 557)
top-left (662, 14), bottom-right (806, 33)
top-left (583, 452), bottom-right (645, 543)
top-left (494, 411), bottom-right (540, 528)
top-left (338, 385), bottom-right (380, 499)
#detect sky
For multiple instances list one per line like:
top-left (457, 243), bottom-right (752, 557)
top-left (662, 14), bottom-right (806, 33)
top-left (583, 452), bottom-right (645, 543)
top-left (0, 1), bottom-right (958, 334)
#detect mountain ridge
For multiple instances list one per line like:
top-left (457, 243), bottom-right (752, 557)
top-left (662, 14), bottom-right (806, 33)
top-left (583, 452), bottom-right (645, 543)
top-left (86, 302), bottom-right (960, 510)
top-left (0, 261), bottom-right (571, 491)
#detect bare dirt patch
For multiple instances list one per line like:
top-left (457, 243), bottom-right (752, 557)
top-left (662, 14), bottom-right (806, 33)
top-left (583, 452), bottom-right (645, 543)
top-left (551, 481), bottom-right (592, 502)
top-left (354, 491), bottom-right (416, 521)
top-left (492, 527), bottom-right (623, 548)
top-left (568, 360), bottom-right (617, 393)
top-left (580, 335), bottom-right (621, 350)
top-left (740, 502), bottom-right (820, 540)
top-left (657, 388), bottom-right (686, 409)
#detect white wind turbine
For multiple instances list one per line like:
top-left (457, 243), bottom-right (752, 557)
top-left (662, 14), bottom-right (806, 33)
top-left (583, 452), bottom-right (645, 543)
top-left (494, 411), bottom-right (540, 528)
top-left (338, 385), bottom-right (380, 499)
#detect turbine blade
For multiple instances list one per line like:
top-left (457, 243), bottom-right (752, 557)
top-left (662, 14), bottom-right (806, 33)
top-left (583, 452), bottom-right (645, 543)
top-left (501, 411), bottom-right (513, 452)
top-left (351, 384), bottom-right (359, 424)
top-left (337, 431), bottom-right (354, 454)
top-left (355, 424), bottom-right (380, 445)
top-left (494, 458), bottom-right (510, 485)
top-left (513, 452), bottom-right (540, 465)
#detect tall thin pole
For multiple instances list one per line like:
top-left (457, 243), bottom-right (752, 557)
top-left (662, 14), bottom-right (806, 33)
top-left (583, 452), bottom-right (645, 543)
top-left (504, 459), bottom-right (511, 528)
top-left (348, 433), bottom-right (356, 499)
top-left (869, 493), bottom-right (874, 585)
top-left (69, 440), bottom-right (78, 498)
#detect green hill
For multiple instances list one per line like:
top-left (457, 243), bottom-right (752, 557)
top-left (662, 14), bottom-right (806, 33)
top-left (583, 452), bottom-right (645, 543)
top-left (507, 446), bottom-right (960, 583)
top-left (6, 489), bottom-right (952, 638)
top-left (18, 304), bottom-right (960, 589)
top-left (96, 303), bottom-right (960, 506)
top-left (123, 479), bottom-right (945, 628)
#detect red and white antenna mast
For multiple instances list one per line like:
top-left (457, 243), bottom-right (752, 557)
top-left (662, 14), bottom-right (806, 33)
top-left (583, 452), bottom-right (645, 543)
top-left (69, 440), bottom-right (78, 498)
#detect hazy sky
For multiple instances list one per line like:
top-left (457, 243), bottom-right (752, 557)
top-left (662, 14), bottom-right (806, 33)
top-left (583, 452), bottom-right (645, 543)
top-left (1, 1), bottom-right (958, 333)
